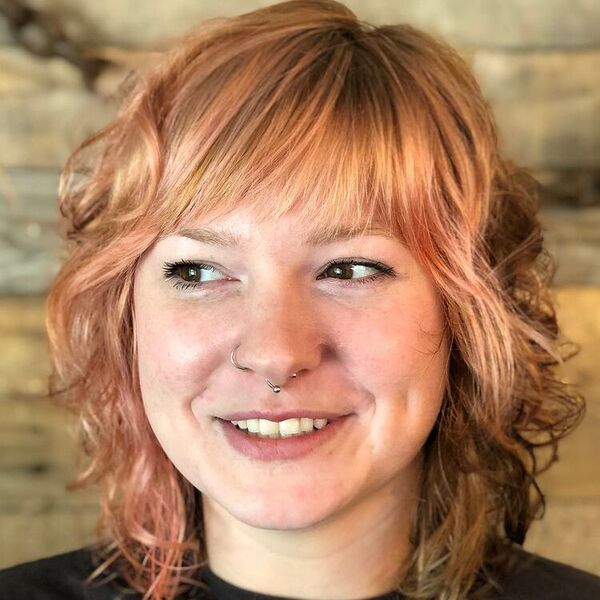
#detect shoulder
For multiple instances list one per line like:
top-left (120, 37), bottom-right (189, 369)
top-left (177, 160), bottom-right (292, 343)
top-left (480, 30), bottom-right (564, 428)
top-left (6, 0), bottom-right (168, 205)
top-left (489, 547), bottom-right (600, 600)
top-left (0, 547), bottom-right (135, 600)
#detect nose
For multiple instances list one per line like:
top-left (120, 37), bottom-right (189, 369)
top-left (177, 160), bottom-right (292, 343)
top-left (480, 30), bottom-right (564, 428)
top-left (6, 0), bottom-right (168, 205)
top-left (232, 283), bottom-right (324, 388)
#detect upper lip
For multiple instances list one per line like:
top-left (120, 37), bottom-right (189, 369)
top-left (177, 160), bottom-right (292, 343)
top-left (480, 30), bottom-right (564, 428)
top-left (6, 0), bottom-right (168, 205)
top-left (218, 410), bottom-right (350, 422)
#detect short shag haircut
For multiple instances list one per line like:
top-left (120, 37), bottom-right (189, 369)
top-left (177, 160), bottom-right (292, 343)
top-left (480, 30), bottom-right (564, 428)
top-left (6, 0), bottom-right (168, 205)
top-left (46, 1), bottom-right (584, 598)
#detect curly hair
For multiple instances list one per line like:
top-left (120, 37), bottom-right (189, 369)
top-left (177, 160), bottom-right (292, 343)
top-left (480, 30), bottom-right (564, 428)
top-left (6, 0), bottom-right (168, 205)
top-left (45, 1), bottom-right (584, 598)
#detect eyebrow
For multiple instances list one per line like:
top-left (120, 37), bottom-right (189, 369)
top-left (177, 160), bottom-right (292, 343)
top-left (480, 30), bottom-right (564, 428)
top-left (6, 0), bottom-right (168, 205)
top-left (173, 225), bottom-right (394, 247)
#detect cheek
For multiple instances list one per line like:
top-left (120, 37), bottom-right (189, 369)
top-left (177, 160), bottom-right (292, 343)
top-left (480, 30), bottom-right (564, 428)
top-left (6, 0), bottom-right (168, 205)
top-left (134, 295), bottom-right (229, 405)
top-left (346, 291), bottom-right (447, 389)
top-left (356, 294), bottom-right (448, 464)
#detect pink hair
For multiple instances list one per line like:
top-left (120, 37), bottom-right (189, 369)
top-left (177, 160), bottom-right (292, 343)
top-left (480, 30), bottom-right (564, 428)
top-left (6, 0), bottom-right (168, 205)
top-left (46, 1), bottom-right (584, 598)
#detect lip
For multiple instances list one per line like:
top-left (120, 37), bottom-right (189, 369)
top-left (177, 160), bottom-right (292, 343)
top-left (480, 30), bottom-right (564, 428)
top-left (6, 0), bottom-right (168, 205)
top-left (217, 414), bottom-right (353, 461)
top-left (218, 410), bottom-right (349, 422)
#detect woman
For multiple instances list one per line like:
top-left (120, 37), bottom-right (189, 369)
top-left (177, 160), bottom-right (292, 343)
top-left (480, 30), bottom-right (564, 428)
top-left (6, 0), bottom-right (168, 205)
top-left (1, 1), bottom-right (598, 599)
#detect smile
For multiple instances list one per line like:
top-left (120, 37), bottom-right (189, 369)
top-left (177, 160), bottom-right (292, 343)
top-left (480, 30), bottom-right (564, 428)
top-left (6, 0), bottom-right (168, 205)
top-left (230, 417), bottom-right (329, 438)
top-left (218, 415), bottom-right (352, 461)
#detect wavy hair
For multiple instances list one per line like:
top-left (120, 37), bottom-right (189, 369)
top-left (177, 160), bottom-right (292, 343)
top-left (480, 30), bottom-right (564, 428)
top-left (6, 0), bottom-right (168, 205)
top-left (45, 1), bottom-right (584, 598)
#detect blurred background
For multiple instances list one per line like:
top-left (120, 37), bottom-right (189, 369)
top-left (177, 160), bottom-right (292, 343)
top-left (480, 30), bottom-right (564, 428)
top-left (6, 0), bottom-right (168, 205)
top-left (0, 0), bottom-right (599, 574)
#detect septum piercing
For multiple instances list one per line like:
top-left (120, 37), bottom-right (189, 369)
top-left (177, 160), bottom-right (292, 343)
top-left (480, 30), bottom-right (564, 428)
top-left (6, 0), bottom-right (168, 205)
top-left (230, 346), bottom-right (297, 393)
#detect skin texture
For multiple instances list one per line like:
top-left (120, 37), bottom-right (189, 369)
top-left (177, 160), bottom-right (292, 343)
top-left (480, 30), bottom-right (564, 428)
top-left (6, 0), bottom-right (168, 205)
top-left (133, 206), bottom-right (450, 599)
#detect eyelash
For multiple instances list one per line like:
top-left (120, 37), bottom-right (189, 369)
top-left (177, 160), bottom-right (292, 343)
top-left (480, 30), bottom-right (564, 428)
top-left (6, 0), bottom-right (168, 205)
top-left (161, 259), bottom-right (396, 291)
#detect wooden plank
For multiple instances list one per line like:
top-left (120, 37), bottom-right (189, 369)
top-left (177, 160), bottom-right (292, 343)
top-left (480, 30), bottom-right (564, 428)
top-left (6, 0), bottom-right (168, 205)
top-left (0, 46), bottom-right (83, 93)
top-left (0, 345), bottom-right (49, 400)
top-left (473, 50), bottom-right (600, 169)
top-left (539, 207), bottom-right (600, 286)
top-left (534, 288), bottom-right (600, 499)
top-left (26, 0), bottom-right (600, 50)
top-left (0, 46), bottom-right (117, 169)
top-left (0, 89), bottom-right (116, 168)
top-left (0, 509), bottom-right (98, 569)
top-left (0, 294), bottom-right (47, 332)
top-left (0, 18), bottom-right (11, 46)
top-left (0, 398), bottom-right (77, 478)
top-left (524, 498), bottom-right (600, 575)
top-left (0, 169), bottom-right (62, 294)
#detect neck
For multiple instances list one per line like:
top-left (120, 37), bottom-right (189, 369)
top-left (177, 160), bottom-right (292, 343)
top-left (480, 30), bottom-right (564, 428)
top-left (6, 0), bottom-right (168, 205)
top-left (201, 467), bottom-right (420, 600)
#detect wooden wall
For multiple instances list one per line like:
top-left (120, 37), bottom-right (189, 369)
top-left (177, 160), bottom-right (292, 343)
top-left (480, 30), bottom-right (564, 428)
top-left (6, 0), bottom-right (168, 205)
top-left (0, 0), bottom-right (599, 574)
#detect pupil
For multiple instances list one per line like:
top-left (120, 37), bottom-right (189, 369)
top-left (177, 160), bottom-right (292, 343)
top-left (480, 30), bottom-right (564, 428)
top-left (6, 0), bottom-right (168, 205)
top-left (331, 265), bottom-right (350, 278)
top-left (182, 266), bottom-right (199, 281)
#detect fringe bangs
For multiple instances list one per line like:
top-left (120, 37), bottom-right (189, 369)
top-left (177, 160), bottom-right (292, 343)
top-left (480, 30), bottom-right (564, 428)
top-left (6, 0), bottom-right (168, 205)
top-left (150, 29), bottom-right (430, 245)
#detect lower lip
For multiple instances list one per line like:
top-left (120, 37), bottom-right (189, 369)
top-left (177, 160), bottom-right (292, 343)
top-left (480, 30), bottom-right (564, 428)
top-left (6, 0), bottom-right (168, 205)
top-left (217, 416), bottom-right (352, 461)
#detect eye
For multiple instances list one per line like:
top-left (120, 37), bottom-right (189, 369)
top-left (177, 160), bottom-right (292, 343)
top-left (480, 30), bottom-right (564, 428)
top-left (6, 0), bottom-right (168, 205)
top-left (162, 258), bottom-right (396, 291)
top-left (316, 259), bottom-right (396, 286)
top-left (162, 261), bottom-right (230, 290)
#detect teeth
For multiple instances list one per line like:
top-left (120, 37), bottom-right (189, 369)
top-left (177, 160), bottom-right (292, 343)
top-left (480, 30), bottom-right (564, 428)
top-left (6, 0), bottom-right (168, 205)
top-left (246, 419), bottom-right (260, 433)
top-left (231, 417), bottom-right (329, 438)
top-left (278, 418), bottom-right (300, 436)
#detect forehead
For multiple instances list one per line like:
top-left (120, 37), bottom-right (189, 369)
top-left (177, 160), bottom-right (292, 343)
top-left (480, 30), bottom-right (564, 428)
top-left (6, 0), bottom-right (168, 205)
top-left (161, 203), bottom-right (397, 248)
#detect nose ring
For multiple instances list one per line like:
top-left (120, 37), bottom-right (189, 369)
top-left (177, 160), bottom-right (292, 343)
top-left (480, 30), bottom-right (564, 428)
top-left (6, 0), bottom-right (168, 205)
top-left (230, 346), bottom-right (297, 393)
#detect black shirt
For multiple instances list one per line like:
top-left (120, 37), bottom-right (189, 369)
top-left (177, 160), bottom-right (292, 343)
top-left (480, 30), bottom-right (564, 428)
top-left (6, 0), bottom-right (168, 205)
top-left (0, 546), bottom-right (599, 599)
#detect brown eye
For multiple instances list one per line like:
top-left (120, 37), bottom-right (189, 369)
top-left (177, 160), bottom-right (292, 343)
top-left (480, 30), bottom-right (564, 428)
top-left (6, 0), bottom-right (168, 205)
top-left (162, 261), bottom-right (222, 289)
top-left (319, 262), bottom-right (378, 281)
top-left (176, 265), bottom-right (203, 282)
top-left (324, 263), bottom-right (355, 280)
top-left (316, 260), bottom-right (396, 287)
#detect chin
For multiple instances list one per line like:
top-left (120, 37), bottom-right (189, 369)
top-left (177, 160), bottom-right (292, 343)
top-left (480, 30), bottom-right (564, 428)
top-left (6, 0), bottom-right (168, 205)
top-left (224, 490), bottom-right (344, 531)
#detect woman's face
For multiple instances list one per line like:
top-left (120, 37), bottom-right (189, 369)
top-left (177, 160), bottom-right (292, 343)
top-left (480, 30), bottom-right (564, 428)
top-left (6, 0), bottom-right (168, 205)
top-left (133, 205), bottom-right (449, 529)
